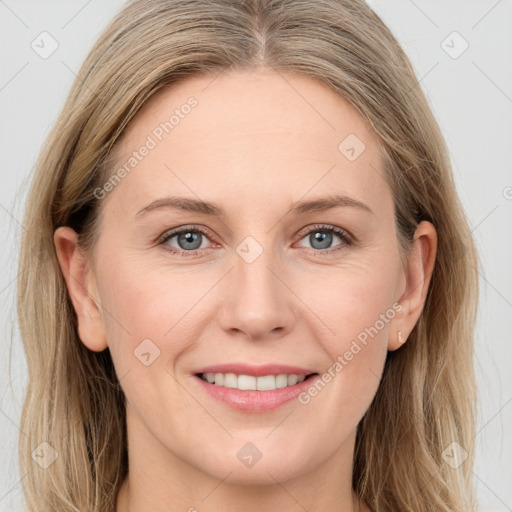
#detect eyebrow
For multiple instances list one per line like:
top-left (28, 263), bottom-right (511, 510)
top-left (135, 193), bottom-right (374, 218)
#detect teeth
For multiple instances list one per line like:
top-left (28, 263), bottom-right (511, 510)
top-left (257, 375), bottom-right (275, 390)
top-left (275, 374), bottom-right (288, 388)
top-left (201, 372), bottom-right (308, 390)
top-left (238, 374), bottom-right (256, 390)
top-left (223, 373), bottom-right (237, 388)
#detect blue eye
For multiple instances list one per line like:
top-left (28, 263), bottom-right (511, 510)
top-left (159, 226), bottom-right (213, 256)
top-left (295, 224), bottom-right (352, 256)
top-left (158, 223), bottom-right (352, 257)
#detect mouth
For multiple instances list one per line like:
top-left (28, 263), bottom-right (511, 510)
top-left (191, 364), bottom-right (320, 412)
top-left (195, 371), bottom-right (318, 391)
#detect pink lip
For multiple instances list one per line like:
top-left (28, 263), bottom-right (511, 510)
top-left (193, 363), bottom-right (316, 377)
top-left (190, 363), bottom-right (320, 413)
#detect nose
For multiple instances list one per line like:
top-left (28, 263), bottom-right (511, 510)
top-left (217, 250), bottom-right (296, 342)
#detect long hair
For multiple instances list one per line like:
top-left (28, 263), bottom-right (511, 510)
top-left (17, 1), bottom-right (479, 510)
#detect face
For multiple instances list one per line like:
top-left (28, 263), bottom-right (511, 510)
top-left (56, 68), bottom-right (435, 487)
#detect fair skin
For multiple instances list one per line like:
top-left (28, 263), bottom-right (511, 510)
top-left (54, 69), bottom-right (436, 512)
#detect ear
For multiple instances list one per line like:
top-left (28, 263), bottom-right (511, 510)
top-left (388, 220), bottom-right (437, 351)
top-left (53, 226), bottom-right (108, 352)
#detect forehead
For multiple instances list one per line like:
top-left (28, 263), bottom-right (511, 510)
top-left (103, 69), bottom-right (389, 220)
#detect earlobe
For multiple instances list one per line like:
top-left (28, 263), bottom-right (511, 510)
top-left (388, 221), bottom-right (437, 351)
top-left (53, 226), bottom-right (108, 352)
top-left (388, 323), bottom-right (408, 352)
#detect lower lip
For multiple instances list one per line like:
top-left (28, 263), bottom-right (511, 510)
top-left (192, 374), bottom-right (320, 412)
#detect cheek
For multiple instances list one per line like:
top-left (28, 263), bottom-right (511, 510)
top-left (293, 262), bottom-right (397, 429)
top-left (297, 257), bottom-right (399, 352)
top-left (96, 263), bottom-right (202, 422)
top-left (99, 255), bottom-right (200, 335)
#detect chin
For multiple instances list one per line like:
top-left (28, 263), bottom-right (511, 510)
top-left (185, 436), bottom-right (321, 486)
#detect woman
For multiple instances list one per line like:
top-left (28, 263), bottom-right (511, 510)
top-left (17, 0), bottom-right (479, 511)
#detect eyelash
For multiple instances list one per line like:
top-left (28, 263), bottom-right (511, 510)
top-left (157, 223), bottom-right (353, 258)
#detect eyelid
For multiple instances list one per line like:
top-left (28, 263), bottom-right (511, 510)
top-left (295, 223), bottom-right (353, 243)
top-left (157, 224), bottom-right (214, 244)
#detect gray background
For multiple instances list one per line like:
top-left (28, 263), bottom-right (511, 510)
top-left (1, 1), bottom-right (511, 511)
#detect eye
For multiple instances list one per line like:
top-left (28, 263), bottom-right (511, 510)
top-left (158, 225), bottom-right (215, 256)
top-left (294, 224), bottom-right (352, 256)
top-left (158, 223), bottom-right (352, 257)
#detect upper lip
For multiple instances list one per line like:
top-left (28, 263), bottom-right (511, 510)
top-left (193, 363), bottom-right (317, 377)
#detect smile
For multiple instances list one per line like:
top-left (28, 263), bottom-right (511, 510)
top-left (191, 364), bottom-right (320, 412)
top-left (198, 372), bottom-right (315, 391)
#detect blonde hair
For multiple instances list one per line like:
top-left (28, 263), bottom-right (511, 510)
top-left (17, 0), bottom-right (479, 511)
